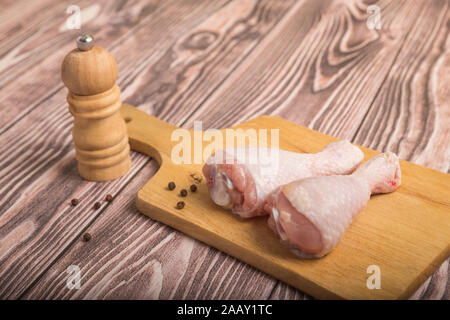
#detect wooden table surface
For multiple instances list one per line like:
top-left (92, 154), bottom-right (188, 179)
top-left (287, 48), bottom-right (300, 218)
top-left (0, 0), bottom-right (448, 300)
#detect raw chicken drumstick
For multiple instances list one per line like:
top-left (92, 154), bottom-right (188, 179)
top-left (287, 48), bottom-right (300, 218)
top-left (202, 141), bottom-right (364, 218)
top-left (266, 152), bottom-right (401, 258)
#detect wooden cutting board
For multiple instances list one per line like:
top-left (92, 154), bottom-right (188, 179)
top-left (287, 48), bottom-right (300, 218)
top-left (120, 103), bottom-right (450, 300)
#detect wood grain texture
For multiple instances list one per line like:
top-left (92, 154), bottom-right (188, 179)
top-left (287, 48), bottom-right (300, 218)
top-left (0, 0), bottom-right (237, 299)
top-left (352, 1), bottom-right (450, 300)
top-left (269, 282), bottom-right (311, 300)
top-left (22, 159), bottom-right (273, 299)
top-left (121, 0), bottom-right (297, 121)
top-left (271, 0), bottom-right (450, 300)
top-left (0, 0), bottom-right (75, 48)
top-left (0, 0), bottom-right (208, 133)
top-left (25, 105), bottom-right (450, 299)
top-left (0, 0), bottom-right (449, 300)
top-left (21, 0), bottom-right (300, 300)
top-left (354, 1), bottom-right (450, 172)
top-left (120, 107), bottom-right (450, 299)
top-left (1, 0), bottom-right (298, 299)
top-left (185, 0), bottom-right (422, 132)
top-left (178, 0), bottom-right (450, 299)
top-left (0, 0), bottom-right (125, 132)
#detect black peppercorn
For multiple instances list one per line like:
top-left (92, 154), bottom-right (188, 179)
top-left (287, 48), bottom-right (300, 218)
top-left (105, 194), bottom-right (113, 202)
top-left (190, 184), bottom-right (197, 192)
top-left (93, 202), bottom-right (101, 210)
top-left (168, 182), bottom-right (176, 190)
top-left (176, 201), bottom-right (185, 209)
top-left (71, 198), bottom-right (79, 206)
top-left (180, 189), bottom-right (188, 197)
top-left (82, 233), bottom-right (92, 242)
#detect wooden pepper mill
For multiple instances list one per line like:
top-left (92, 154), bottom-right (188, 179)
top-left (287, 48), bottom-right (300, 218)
top-left (61, 35), bottom-right (131, 181)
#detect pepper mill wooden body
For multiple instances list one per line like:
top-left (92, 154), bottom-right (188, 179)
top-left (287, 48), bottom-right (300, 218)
top-left (61, 35), bottom-right (131, 181)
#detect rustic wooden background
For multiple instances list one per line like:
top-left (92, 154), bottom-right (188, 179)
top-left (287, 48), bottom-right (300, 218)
top-left (0, 0), bottom-right (448, 300)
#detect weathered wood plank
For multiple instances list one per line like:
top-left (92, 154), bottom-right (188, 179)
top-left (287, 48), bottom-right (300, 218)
top-left (179, 0), bottom-right (450, 300)
top-left (25, 0), bottom-right (433, 300)
top-left (3, 0), bottom-right (448, 300)
top-left (0, 0), bottom-right (62, 45)
top-left (270, 0), bottom-right (450, 300)
top-left (0, 0), bottom-right (236, 299)
top-left (0, 0), bottom-right (115, 88)
top-left (22, 0), bottom-right (300, 300)
top-left (21, 159), bottom-right (273, 299)
top-left (1, 0), bottom-right (299, 299)
top-left (0, 0), bottom-right (224, 231)
top-left (185, 0), bottom-right (420, 132)
top-left (269, 282), bottom-right (311, 300)
top-left (354, 2), bottom-right (450, 172)
top-left (121, 0), bottom-right (296, 121)
top-left (352, 0), bottom-right (450, 299)
top-left (0, 0), bottom-right (183, 133)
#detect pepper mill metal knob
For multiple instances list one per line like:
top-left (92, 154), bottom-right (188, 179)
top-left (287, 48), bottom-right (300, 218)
top-left (61, 35), bottom-right (131, 181)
